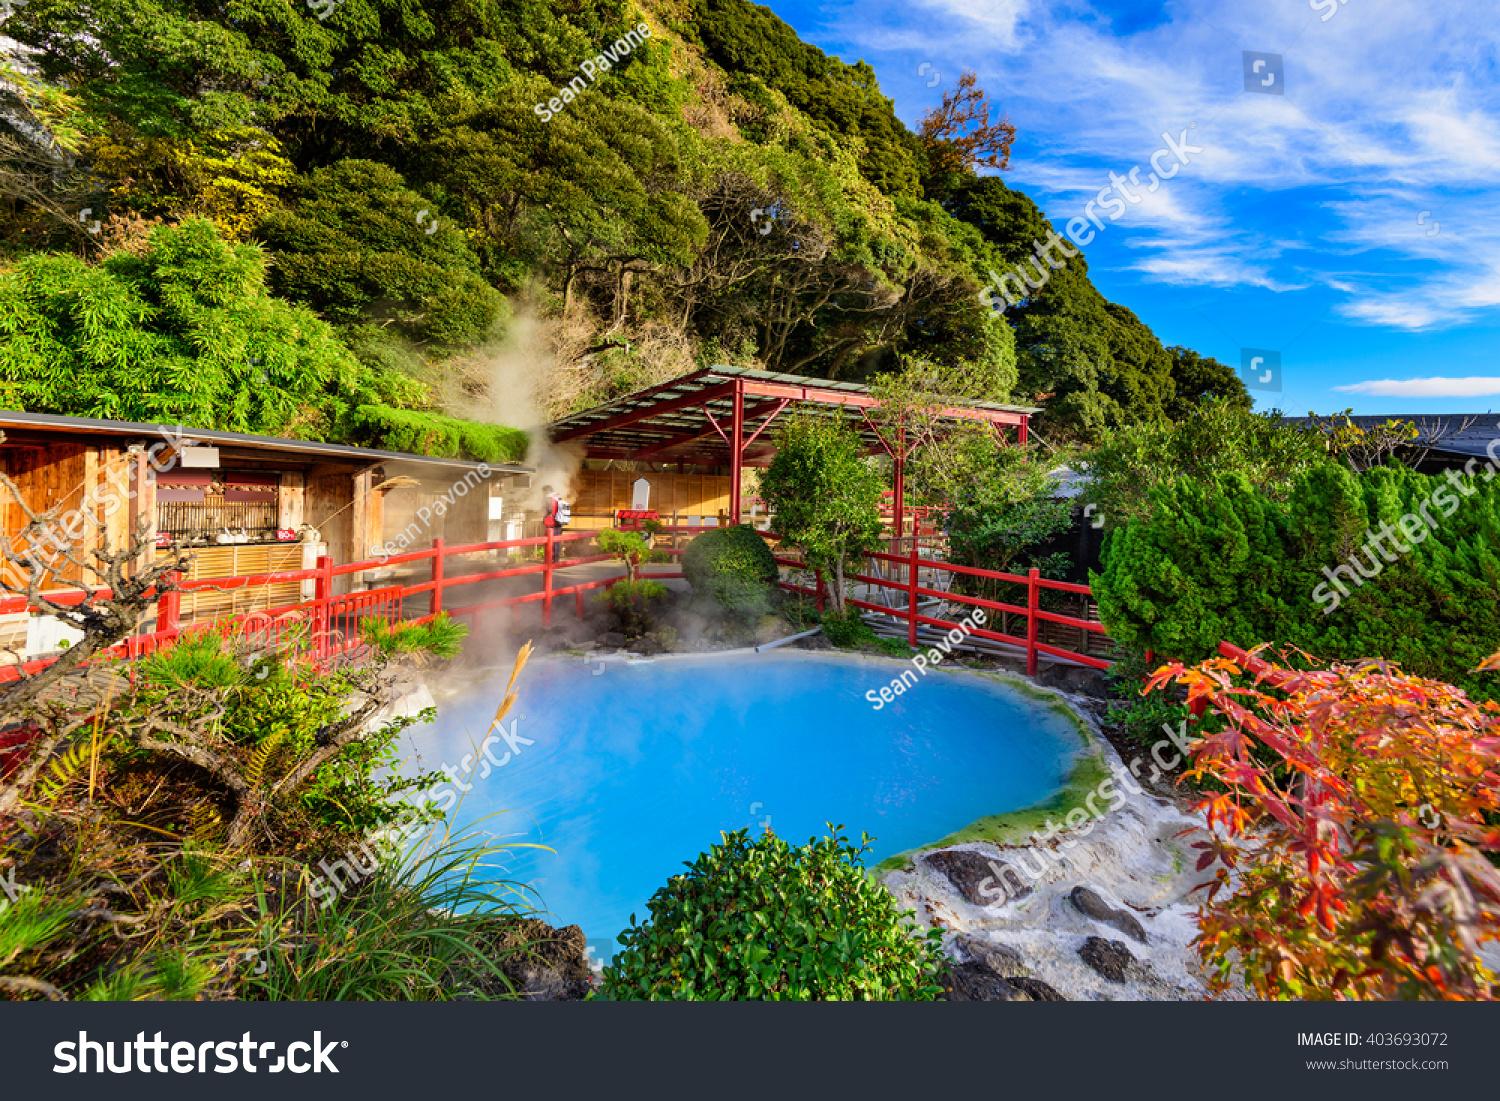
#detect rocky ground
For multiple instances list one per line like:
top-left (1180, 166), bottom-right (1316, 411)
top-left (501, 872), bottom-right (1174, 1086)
top-left (882, 687), bottom-right (1231, 1002)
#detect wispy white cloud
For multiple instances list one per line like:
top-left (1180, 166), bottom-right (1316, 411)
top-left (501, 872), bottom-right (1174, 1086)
top-left (1333, 377), bottom-right (1500, 397)
top-left (818, 0), bottom-right (1500, 327)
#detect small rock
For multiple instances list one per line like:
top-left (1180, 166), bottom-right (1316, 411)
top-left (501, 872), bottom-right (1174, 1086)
top-left (601, 631), bottom-right (627, 648)
top-left (1010, 976), bottom-right (1066, 1001)
top-left (940, 962), bottom-right (1032, 1001)
top-left (924, 849), bottom-right (1030, 907)
top-left (954, 934), bottom-right (1028, 978)
top-left (1078, 936), bottom-right (1135, 983)
top-left (1070, 885), bottom-right (1148, 944)
top-left (512, 962), bottom-right (568, 1001)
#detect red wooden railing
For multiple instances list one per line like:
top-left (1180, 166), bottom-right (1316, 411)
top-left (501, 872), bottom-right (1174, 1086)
top-left (0, 524), bottom-right (1111, 683)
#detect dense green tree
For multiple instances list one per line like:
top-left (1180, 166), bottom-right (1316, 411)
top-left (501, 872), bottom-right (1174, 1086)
top-left (258, 160), bottom-right (505, 345)
top-left (0, 218), bottom-right (411, 434)
top-left (424, 85), bottom-right (708, 322)
top-left (2, 0), bottom-right (1240, 438)
top-left (0, 217), bottom-right (524, 462)
top-left (947, 176), bottom-right (1227, 440)
top-left (758, 413), bottom-right (885, 615)
top-left (1163, 346), bottom-right (1250, 420)
top-left (685, 0), bottom-right (924, 198)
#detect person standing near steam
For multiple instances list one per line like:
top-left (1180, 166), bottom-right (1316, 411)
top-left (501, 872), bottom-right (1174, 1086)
top-left (543, 484), bottom-right (571, 530)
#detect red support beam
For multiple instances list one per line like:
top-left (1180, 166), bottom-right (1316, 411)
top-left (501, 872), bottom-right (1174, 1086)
top-left (550, 381), bottom-right (735, 443)
top-left (741, 380), bottom-right (1027, 426)
top-left (314, 554), bottom-right (333, 660)
top-left (543, 527), bottom-right (554, 626)
top-left (892, 424), bottom-right (905, 545)
top-left (728, 380), bottom-right (745, 525)
top-left (907, 536), bottom-right (919, 647)
top-left (632, 398), bottom-right (788, 460)
top-left (740, 398), bottom-right (789, 451)
top-left (1026, 567), bottom-right (1040, 677)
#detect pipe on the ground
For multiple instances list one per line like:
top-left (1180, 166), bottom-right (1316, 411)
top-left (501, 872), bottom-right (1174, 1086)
top-left (754, 626), bottom-right (825, 653)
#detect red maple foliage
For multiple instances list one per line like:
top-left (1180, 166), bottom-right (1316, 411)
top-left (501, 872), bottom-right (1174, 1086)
top-left (1145, 642), bottom-right (1500, 1000)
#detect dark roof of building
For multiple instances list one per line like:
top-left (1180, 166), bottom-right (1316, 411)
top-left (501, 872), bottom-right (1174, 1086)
top-left (547, 365), bottom-right (1039, 463)
top-left (0, 410), bottom-right (534, 473)
top-left (1282, 412), bottom-right (1500, 461)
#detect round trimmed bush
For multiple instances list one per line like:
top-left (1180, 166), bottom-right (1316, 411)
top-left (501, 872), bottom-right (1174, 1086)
top-left (681, 524), bottom-right (780, 622)
top-left (599, 827), bottom-right (947, 1000)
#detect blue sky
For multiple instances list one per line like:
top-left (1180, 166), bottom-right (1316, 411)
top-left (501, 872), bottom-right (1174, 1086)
top-left (762, 0), bottom-right (1500, 416)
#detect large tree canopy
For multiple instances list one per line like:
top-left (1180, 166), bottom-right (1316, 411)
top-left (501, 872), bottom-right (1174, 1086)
top-left (0, 0), bottom-right (1238, 443)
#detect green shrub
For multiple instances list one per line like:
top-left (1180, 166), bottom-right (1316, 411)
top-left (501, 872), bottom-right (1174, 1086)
top-left (350, 405), bottom-right (528, 463)
top-left (819, 607), bottom-right (879, 649)
top-left (594, 579), bottom-right (667, 636)
top-left (601, 826), bottom-right (945, 1000)
top-left (681, 524), bottom-right (780, 622)
top-left (1093, 462), bottom-right (1500, 699)
top-left (1104, 647), bottom-right (1193, 752)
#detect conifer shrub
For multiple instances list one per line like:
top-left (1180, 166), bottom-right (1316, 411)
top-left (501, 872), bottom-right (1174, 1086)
top-left (1093, 462), bottom-right (1500, 700)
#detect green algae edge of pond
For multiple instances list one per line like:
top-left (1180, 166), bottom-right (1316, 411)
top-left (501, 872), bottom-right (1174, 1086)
top-left (868, 665), bottom-right (1109, 876)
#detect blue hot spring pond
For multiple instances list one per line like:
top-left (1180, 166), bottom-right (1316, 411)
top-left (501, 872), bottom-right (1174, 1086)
top-left (397, 651), bottom-right (1085, 959)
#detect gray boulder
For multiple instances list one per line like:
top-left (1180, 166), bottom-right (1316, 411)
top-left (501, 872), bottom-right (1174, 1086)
top-left (1070, 885), bottom-right (1148, 944)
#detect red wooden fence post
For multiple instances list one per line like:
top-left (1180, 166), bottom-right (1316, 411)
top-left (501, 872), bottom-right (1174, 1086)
top-left (543, 526), bottom-right (554, 627)
top-left (430, 537), bottom-right (445, 618)
top-left (814, 567), bottom-right (825, 614)
top-left (158, 571), bottom-right (182, 641)
top-left (1026, 567), bottom-right (1040, 678)
top-left (313, 554), bottom-right (333, 660)
top-left (907, 536), bottom-right (919, 647)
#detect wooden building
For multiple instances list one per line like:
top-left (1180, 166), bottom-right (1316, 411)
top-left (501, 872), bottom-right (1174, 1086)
top-left (0, 411), bottom-right (531, 650)
top-left (547, 366), bottom-right (1038, 534)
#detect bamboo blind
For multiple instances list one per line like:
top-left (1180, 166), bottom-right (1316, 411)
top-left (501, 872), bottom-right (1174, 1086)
top-left (163, 544), bottom-right (308, 624)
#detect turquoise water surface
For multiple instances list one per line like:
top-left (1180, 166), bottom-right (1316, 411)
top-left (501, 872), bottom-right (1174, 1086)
top-left (398, 651), bottom-right (1084, 961)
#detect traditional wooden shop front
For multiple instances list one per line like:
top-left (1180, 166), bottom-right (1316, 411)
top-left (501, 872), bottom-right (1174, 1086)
top-left (0, 411), bottom-right (531, 653)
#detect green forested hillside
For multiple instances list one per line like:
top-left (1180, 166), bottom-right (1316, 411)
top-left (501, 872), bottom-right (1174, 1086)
top-left (0, 0), bottom-right (1245, 452)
